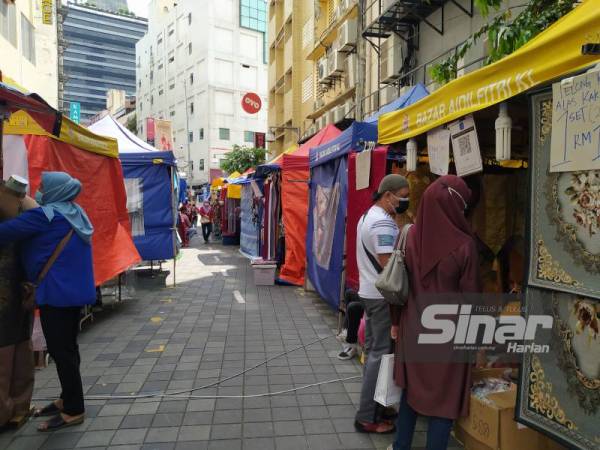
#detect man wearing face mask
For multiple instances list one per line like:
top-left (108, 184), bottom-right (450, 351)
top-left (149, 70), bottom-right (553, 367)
top-left (354, 174), bottom-right (410, 434)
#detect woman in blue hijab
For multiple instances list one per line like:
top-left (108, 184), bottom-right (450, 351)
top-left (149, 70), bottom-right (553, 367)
top-left (0, 171), bottom-right (96, 431)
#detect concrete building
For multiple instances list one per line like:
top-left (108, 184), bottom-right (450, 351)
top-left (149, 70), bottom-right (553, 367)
top-left (0, 0), bottom-right (58, 107)
top-left (266, 0), bottom-right (526, 154)
top-left (71, 0), bottom-right (129, 13)
top-left (136, 0), bottom-right (269, 186)
top-left (61, 2), bottom-right (147, 122)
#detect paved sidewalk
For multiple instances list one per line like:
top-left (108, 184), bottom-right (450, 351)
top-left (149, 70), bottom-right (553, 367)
top-left (1, 240), bottom-right (463, 450)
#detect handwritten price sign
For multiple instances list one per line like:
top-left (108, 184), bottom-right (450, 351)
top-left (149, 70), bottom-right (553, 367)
top-left (550, 71), bottom-right (600, 172)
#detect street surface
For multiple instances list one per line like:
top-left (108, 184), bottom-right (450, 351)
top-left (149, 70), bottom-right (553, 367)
top-left (1, 239), bottom-right (462, 450)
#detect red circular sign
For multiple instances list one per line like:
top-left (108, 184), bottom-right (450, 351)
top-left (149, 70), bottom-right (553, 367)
top-left (241, 92), bottom-right (262, 114)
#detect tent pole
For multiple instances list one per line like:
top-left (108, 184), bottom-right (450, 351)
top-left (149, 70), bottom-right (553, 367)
top-left (171, 166), bottom-right (177, 287)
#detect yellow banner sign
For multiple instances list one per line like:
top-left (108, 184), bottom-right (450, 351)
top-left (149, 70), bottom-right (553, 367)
top-left (42, 0), bottom-right (53, 25)
top-left (378, 0), bottom-right (600, 144)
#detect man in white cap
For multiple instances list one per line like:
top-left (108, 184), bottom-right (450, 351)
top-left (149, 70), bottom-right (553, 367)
top-left (0, 175), bottom-right (36, 430)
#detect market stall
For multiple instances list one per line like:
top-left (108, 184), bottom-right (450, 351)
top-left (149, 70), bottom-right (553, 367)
top-left (377, 2), bottom-right (600, 448)
top-left (306, 122), bottom-right (377, 309)
top-left (3, 110), bottom-right (140, 286)
top-left (89, 115), bottom-right (177, 262)
top-left (278, 125), bottom-right (342, 286)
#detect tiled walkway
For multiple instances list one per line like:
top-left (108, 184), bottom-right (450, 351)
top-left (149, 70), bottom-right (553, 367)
top-left (1, 240), bottom-right (462, 450)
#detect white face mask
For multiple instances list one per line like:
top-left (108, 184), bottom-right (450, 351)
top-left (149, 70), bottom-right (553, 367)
top-left (447, 186), bottom-right (467, 210)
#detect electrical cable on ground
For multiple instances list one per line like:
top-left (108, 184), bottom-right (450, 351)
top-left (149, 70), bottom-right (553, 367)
top-left (32, 334), bottom-right (362, 401)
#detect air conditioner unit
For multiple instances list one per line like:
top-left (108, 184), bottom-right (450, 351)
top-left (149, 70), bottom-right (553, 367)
top-left (344, 53), bottom-right (357, 89)
top-left (337, 18), bottom-right (357, 52)
top-left (317, 57), bottom-right (329, 83)
top-left (333, 105), bottom-right (345, 123)
top-left (381, 34), bottom-right (403, 84)
top-left (327, 49), bottom-right (344, 78)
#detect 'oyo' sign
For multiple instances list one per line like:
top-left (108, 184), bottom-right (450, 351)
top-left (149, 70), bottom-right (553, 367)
top-left (242, 93), bottom-right (262, 114)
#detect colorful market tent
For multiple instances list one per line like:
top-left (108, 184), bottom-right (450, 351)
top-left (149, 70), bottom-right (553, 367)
top-left (2, 110), bottom-right (141, 286)
top-left (239, 178), bottom-right (263, 258)
top-left (365, 83), bottom-right (429, 123)
top-left (345, 147), bottom-right (389, 291)
top-left (89, 115), bottom-right (177, 261)
top-left (306, 122), bottom-right (378, 309)
top-left (279, 125), bottom-right (342, 285)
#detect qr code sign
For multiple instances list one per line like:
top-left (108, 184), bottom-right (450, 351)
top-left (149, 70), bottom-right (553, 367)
top-left (457, 135), bottom-right (472, 156)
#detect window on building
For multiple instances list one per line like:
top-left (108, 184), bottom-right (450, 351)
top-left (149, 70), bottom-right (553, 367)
top-left (170, 110), bottom-right (175, 117)
top-left (159, 88), bottom-right (164, 95)
top-left (20, 14), bottom-right (35, 63)
top-left (190, 102), bottom-right (194, 114)
top-left (199, 159), bottom-right (204, 171)
top-left (0, 2), bottom-right (17, 47)
top-left (149, 70), bottom-right (153, 81)
top-left (158, 63), bottom-right (163, 70)
top-left (244, 131), bottom-right (255, 143)
top-left (240, 0), bottom-right (266, 33)
top-left (199, 128), bottom-right (204, 140)
top-left (168, 28), bottom-right (174, 36)
top-left (138, 80), bottom-right (141, 88)
top-left (189, 73), bottom-right (194, 84)
top-left (188, 131), bottom-right (193, 143)
top-left (150, 95), bottom-right (154, 105)
top-left (188, 12), bottom-right (192, 25)
top-left (188, 43), bottom-right (192, 55)
top-left (158, 36), bottom-right (163, 45)
top-left (169, 83), bottom-right (175, 90)
top-left (219, 128), bottom-right (230, 140)
top-left (169, 55), bottom-right (175, 63)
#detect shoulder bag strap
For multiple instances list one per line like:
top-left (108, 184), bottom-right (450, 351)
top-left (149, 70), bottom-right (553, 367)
top-left (359, 211), bottom-right (383, 274)
top-left (396, 224), bottom-right (413, 255)
top-left (35, 229), bottom-right (74, 286)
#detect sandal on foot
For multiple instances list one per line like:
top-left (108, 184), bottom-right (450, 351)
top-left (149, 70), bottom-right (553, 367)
top-left (33, 402), bottom-right (61, 417)
top-left (354, 420), bottom-right (395, 434)
top-left (37, 414), bottom-right (84, 432)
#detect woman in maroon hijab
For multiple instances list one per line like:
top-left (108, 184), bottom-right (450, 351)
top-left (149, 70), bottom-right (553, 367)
top-left (389, 175), bottom-right (480, 450)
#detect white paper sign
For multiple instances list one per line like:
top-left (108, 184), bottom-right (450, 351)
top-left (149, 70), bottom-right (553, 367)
top-left (449, 115), bottom-right (483, 177)
top-left (550, 71), bottom-right (600, 172)
top-left (427, 127), bottom-right (450, 176)
top-left (355, 150), bottom-right (371, 190)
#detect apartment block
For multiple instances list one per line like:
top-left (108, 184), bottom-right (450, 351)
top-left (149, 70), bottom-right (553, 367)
top-left (136, 0), bottom-right (268, 185)
top-left (0, 0), bottom-right (58, 107)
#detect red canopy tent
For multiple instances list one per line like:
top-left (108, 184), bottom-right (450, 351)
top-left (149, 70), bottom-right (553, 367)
top-left (279, 125), bottom-right (342, 285)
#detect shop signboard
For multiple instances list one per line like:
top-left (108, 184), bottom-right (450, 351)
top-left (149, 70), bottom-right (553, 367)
top-left (427, 126), bottom-right (450, 176)
top-left (146, 117), bottom-right (155, 146)
top-left (154, 119), bottom-right (173, 151)
top-left (42, 0), bottom-right (53, 25)
top-left (242, 92), bottom-right (262, 114)
top-left (69, 102), bottom-right (80, 124)
top-left (449, 115), bottom-right (482, 177)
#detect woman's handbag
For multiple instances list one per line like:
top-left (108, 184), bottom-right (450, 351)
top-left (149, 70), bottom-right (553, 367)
top-left (21, 230), bottom-right (74, 311)
top-left (374, 224), bottom-right (412, 306)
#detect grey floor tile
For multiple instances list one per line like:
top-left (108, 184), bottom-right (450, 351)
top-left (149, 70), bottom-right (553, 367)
top-left (303, 419), bottom-right (335, 435)
top-left (274, 436), bottom-right (309, 450)
top-left (242, 437), bottom-right (276, 450)
top-left (76, 429), bottom-right (115, 447)
top-left (111, 428), bottom-right (148, 445)
top-left (212, 409), bottom-right (242, 424)
top-left (177, 425), bottom-right (211, 441)
top-left (210, 423), bottom-right (242, 440)
top-left (121, 414), bottom-right (154, 429)
top-left (39, 432), bottom-right (83, 450)
top-left (87, 415), bottom-right (124, 430)
top-left (274, 420), bottom-right (304, 436)
top-left (145, 427), bottom-right (180, 443)
top-left (141, 443), bottom-right (175, 450)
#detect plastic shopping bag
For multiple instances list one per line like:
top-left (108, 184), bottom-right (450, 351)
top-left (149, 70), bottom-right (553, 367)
top-left (374, 354), bottom-right (402, 407)
top-left (31, 309), bottom-right (46, 352)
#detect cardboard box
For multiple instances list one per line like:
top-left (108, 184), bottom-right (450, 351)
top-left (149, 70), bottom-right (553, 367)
top-left (454, 369), bottom-right (566, 450)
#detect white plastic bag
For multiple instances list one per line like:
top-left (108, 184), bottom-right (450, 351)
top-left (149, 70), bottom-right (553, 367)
top-left (374, 354), bottom-right (402, 407)
top-left (31, 310), bottom-right (46, 352)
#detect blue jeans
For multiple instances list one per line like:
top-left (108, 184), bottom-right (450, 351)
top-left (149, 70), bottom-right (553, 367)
top-left (393, 394), bottom-right (453, 450)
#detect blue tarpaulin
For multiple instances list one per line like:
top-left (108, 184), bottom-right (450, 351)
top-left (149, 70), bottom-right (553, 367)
top-left (365, 83), bottom-right (429, 123)
top-left (89, 115), bottom-right (177, 262)
top-left (306, 122), bottom-right (377, 310)
top-left (239, 180), bottom-right (262, 258)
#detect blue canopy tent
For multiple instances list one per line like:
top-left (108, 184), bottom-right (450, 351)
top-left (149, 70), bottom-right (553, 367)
top-left (365, 83), bottom-right (429, 123)
top-left (89, 115), bottom-right (177, 262)
top-left (306, 122), bottom-right (378, 310)
top-left (231, 176), bottom-right (263, 259)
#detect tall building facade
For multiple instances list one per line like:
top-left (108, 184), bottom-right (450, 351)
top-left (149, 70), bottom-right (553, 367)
top-left (267, 0), bottom-right (359, 155)
top-left (0, 0), bottom-right (58, 107)
top-left (136, 0), bottom-right (268, 185)
top-left (61, 2), bottom-right (147, 122)
top-left (71, 0), bottom-right (129, 13)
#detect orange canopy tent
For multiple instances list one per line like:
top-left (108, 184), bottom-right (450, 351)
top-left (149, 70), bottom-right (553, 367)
top-left (3, 111), bottom-right (141, 286)
top-left (279, 125), bottom-right (342, 285)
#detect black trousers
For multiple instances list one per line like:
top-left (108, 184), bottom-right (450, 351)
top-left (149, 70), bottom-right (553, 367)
top-left (201, 223), bottom-right (212, 242)
top-left (346, 300), bottom-right (364, 344)
top-left (39, 305), bottom-right (84, 416)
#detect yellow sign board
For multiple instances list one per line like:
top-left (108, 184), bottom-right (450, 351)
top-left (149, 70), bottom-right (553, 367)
top-left (42, 0), bottom-right (53, 25)
top-left (378, 0), bottom-right (600, 144)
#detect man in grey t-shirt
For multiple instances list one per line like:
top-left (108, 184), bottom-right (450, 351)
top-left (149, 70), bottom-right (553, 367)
top-left (354, 174), bottom-right (410, 434)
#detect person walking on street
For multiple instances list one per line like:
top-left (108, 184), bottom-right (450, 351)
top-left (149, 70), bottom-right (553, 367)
top-left (0, 172), bottom-right (96, 432)
top-left (389, 175), bottom-right (480, 450)
top-left (198, 200), bottom-right (213, 244)
top-left (0, 176), bottom-right (36, 430)
top-left (354, 174), bottom-right (410, 434)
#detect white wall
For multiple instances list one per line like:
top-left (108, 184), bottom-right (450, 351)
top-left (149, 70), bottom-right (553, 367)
top-left (0, 0), bottom-right (58, 107)
top-left (136, 0), bottom-right (268, 185)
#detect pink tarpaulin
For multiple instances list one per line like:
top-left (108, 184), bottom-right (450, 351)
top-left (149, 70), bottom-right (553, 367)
top-left (346, 146), bottom-right (388, 291)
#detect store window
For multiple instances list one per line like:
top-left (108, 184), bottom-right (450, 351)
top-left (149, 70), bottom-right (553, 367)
top-left (244, 131), bottom-right (255, 143)
top-left (124, 178), bottom-right (145, 236)
top-left (219, 128), bottom-right (230, 140)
